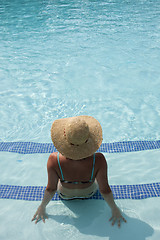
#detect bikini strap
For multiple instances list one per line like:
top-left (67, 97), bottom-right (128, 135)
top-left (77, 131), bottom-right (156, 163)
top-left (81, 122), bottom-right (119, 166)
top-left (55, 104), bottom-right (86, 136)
top-left (57, 152), bottom-right (64, 181)
top-left (90, 153), bottom-right (96, 181)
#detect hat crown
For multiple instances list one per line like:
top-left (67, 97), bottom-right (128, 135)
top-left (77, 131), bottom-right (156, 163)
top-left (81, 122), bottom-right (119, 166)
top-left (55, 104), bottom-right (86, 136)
top-left (65, 118), bottom-right (89, 145)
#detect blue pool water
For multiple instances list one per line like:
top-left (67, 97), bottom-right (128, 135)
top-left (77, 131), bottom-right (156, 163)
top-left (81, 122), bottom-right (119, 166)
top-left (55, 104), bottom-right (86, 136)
top-left (1, 0), bottom-right (160, 143)
top-left (0, 0), bottom-right (160, 239)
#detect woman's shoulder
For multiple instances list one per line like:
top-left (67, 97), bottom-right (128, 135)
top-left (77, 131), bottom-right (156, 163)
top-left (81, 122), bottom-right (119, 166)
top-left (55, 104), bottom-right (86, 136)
top-left (95, 152), bottom-right (107, 167)
top-left (47, 152), bottom-right (58, 168)
top-left (48, 152), bottom-right (67, 167)
top-left (95, 152), bottom-right (106, 160)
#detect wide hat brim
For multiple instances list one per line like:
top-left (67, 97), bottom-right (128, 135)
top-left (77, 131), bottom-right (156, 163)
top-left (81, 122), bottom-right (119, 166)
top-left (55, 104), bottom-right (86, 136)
top-left (51, 116), bottom-right (103, 160)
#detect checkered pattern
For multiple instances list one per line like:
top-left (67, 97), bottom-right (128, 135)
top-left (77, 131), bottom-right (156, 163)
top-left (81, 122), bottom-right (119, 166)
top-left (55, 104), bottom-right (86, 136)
top-left (0, 183), bottom-right (160, 201)
top-left (0, 140), bottom-right (160, 154)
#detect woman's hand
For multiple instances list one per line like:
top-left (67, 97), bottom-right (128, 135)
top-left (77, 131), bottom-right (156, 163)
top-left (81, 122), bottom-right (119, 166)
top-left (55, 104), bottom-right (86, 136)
top-left (109, 206), bottom-right (127, 228)
top-left (32, 205), bottom-right (48, 224)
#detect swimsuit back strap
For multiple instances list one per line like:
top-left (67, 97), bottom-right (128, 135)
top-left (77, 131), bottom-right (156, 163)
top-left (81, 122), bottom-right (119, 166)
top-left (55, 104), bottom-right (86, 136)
top-left (57, 152), bottom-right (64, 181)
top-left (90, 153), bottom-right (96, 181)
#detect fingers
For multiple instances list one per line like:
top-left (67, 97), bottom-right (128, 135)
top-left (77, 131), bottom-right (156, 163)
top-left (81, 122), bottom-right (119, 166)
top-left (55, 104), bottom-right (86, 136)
top-left (109, 216), bottom-right (116, 226)
top-left (32, 212), bottom-right (48, 224)
top-left (41, 215), bottom-right (45, 223)
top-left (109, 215), bottom-right (127, 227)
top-left (31, 212), bottom-right (37, 222)
top-left (118, 219), bottom-right (121, 228)
top-left (35, 214), bottom-right (43, 224)
top-left (110, 217), bottom-right (119, 227)
top-left (123, 216), bottom-right (127, 223)
top-left (35, 215), bottom-right (42, 224)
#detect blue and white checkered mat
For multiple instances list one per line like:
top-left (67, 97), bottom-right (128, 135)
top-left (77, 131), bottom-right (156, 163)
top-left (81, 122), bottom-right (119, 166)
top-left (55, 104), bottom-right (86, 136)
top-left (0, 141), bottom-right (160, 201)
top-left (0, 183), bottom-right (160, 201)
top-left (0, 140), bottom-right (160, 154)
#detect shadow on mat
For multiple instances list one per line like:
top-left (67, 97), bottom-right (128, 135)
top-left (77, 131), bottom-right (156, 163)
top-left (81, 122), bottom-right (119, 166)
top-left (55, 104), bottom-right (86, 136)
top-left (48, 200), bottom-right (154, 240)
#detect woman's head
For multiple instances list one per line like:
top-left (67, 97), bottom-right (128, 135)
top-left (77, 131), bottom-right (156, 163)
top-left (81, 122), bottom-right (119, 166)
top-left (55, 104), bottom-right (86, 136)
top-left (51, 115), bottom-right (103, 160)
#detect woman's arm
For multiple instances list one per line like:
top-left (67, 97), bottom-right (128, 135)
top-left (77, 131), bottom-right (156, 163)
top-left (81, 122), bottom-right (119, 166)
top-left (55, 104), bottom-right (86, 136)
top-left (32, 153), bottom-right (59, 224)
top-left (32, 189), bottom-right (56, 224)
top-left (95, 153), bottom-right (126, 227)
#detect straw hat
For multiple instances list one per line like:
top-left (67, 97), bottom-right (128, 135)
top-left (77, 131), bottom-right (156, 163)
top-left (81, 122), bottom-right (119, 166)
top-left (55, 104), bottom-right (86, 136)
top-left (51, 115), bottom-right (103, 160)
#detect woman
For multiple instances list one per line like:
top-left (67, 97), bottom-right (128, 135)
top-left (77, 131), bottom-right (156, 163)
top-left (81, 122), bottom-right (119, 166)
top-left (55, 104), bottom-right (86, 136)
top-left (32, 116), bottom-right (126, 227)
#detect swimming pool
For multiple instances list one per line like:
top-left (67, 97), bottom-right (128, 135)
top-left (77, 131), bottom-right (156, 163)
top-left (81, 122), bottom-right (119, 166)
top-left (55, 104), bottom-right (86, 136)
top-left (0, 0), bottom-right (160, 239)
